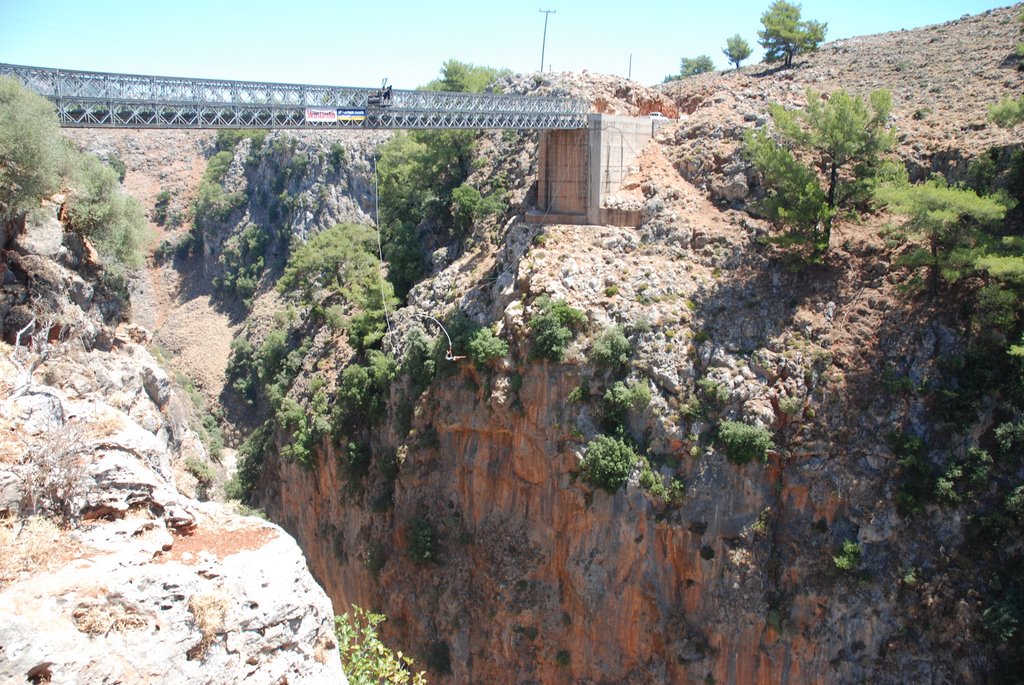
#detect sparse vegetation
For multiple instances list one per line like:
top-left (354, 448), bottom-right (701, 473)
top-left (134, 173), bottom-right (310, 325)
top-left (832, 539), bottom-right (862, 572)
top-left (407, 516), bottom-right (442, 565)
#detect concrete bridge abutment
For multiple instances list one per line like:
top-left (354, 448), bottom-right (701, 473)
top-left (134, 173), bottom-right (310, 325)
top-left (532, 114), bottom-right (670, 227)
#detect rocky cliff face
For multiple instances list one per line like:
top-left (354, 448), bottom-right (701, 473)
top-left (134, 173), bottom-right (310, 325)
top-left (0, 206), bottom-right (345, 683)
top-left (246, 7), bottom-right (1024, 685)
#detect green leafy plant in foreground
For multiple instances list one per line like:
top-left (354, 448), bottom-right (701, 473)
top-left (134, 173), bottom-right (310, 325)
top-left (336, 606), bottom-right (427, 685)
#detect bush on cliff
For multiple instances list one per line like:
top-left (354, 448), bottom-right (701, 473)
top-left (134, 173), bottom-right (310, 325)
top-left (581, 435), bottom-right (640, 492)
top-left (0, 77), bottom-right (66, 224)
top-left (717, 420), bottom-right (773, 465)
top-left (590, 325), bottom-right (632, 369)
top-left (65, 152), bottom-right (149, 274)
top-left (467, 326), bottom-right (509, 366)
top-left (528, 296), bottom-right (586, 362)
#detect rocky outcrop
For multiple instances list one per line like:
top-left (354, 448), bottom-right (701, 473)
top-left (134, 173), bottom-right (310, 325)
top-left (0, 191), bottom-right (346, 683)
top-left (0, 335), bottom-right (346, 684)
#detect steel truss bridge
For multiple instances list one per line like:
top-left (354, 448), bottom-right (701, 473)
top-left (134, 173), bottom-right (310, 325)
top-left (0, 63), bottom-right (588, 131)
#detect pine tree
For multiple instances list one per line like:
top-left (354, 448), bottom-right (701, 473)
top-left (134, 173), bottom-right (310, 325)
top-left (874, 178), bottom-right (1007, 294)
top-left (679, 55), bottom-right (716, 78)
top-left (758, 1), bottom-right (827, 67)
top-left (723, 35), bottom-right (753, 70)
top-left (744, 89), bottom-right (896, 256)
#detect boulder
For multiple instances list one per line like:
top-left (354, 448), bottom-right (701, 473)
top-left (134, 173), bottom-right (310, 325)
top-left (13, 215), bottom-right (64, 258)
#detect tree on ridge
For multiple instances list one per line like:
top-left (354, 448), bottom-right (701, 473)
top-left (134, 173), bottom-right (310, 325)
top-left (758, 0), bottom-right (827, 68)
top-left (723, 34), bottom-right (754, 70)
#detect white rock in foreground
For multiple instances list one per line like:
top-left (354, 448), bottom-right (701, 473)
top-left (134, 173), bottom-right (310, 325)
top-left (0, 510), bottom-right (346, 685)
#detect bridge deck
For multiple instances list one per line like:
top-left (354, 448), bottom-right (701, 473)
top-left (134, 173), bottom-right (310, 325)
top-left (0, 63), bottom-right (588, 130)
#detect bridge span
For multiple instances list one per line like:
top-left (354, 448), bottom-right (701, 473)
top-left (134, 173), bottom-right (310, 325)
top-left (0, 63), bottom-right (587, 131)
top-left (1, 64), bottom-right (672, 227)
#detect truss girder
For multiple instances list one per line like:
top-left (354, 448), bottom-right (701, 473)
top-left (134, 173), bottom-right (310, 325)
top-left (0, 63), bottom-right (588, 130)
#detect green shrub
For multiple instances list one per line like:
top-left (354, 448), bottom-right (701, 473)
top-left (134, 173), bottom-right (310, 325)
top-left (591, 325), bottom-right (632, 368)
top-left (336, 607), bottom-right (427, 685)
top-left (890, 431), bottom-right (933, 516)
top-left (529, 296), bottom-right (586, 362)
top-left (467, 326), bottom-right (509, 366)
top-left (231, 421), bottom-right (271, 501)
top-left (154, 190), bottom-right (172, 225)
top-left (581, 435), bottom-right (639, 492)
top-left (216, 223), bottom-right (268, 306)
top-left (66, 153), bottom-right (149, 272)
top-left (697, 378), bottom-right (731, 412)
top-left (717, 420), bottom-right (773, 464)
top-left (333, 350), bottom-right (397, 437)
top-left (407, 516), bottom-right (442, 565)
top-left (983, 593), bottom-right (1024, 645)
top-left (602, 380), bottom-right (651, 430)
top-left (778, 395), bottom-right (803, 417)
top-left (451, 182), bottom-right (506, 231)
top-left (185, 456), bottom-right (216, 485)
top-left (1007, 485), bottom-right (1024, 520)
top-left (665, 478), bottom-right (686, 505)
top-left (215, 128), bottom-right (267, 153)
top-left (832, 539), bottom-right (862, 572)
top-left (276, 379), bottom-right (332, 469)
top-left (0, 77), bottom-right (65, 223)
top-left (328, 143), bottom-right (347, 170)
top-left (277, 222), bottom-right (398, 351)
top-left (567, 381), bottom-right (589, 403)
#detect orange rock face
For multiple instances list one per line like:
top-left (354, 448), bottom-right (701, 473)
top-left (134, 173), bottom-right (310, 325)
top-left (259, 358), bottom-right (890, 684)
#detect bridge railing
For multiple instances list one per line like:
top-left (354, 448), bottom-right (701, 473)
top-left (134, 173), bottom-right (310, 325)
top-left (0, 63), bottom-right (588, 130)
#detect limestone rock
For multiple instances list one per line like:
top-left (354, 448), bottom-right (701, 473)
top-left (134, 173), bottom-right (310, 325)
top-left (0, 516), bottom-right (345, 685)
top-left (13, 214), bottom-right (64, 258)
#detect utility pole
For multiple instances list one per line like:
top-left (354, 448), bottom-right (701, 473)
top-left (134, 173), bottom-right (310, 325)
top-left (628, 53), bottom-right (632, 79)
top-left (539, 9), bottom-right (556, 73)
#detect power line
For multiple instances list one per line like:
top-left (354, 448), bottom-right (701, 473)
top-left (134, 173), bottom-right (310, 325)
top-left (539, 9), bottom-right (556, 73)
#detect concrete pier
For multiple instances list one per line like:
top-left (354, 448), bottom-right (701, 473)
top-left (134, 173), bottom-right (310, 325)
top-left (532, 114), bottom-right (670, 227)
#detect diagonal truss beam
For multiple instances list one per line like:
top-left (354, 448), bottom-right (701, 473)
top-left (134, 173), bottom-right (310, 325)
top-left (0, 63), bottom-right (588, 130)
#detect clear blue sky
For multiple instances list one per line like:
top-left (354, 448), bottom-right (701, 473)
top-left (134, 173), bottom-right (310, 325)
top-left (0, 1), bottom-right (1014, 88)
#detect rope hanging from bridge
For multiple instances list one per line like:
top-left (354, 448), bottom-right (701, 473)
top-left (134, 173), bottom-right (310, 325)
top-left (372, 160), bottom-right (394, 351)
top-left (419, 315), bottom-right (464, 361)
